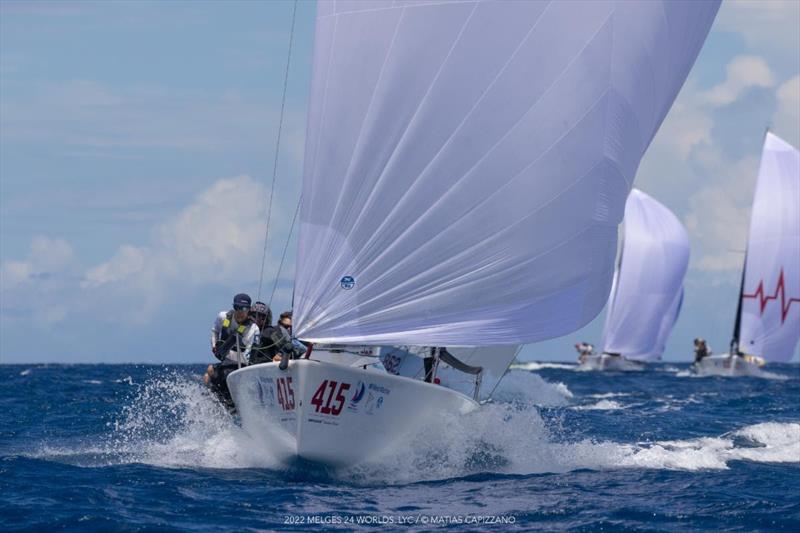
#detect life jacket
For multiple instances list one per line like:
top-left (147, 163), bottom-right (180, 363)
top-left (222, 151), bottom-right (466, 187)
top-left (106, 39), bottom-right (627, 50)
top-left (219, 311), bottom-right (253, 350)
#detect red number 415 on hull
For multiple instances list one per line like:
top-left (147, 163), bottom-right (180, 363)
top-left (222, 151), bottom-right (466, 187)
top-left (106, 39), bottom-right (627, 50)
top-left (311, 380), bottom-right (351, 416)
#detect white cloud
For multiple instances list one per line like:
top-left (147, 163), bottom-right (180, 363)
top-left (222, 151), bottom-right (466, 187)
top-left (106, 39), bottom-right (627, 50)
top-left (79, 175), bottom-right (294, 320)
top-left (1, 236), bottom-right (75, 288)
top-left (773, 75), bottom-right (800, 148)
top-left (684, 154), bottom-right (758, 272)
top-left (1, 176), bottom-right (297, 328)
top-left (640, 44), bottom-right (796, 276)
top-left (701, 55), bottom-right (774, 107)
top-left (82, 245), bottom-right (148, 288)
top-left (1, 237), bottom-right (77, 326)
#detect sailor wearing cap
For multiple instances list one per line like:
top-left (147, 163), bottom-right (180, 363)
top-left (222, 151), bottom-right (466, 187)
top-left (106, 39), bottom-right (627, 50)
top-left (210, 293), bottom-right (260, 365)
top-left (205, 293), bottom-right (261, 409)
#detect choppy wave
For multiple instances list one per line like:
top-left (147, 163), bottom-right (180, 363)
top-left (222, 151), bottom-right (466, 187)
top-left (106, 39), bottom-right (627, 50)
top-left (492, 370), bottom-right (573, 405)
top-left (571, 399), bottom-right (627, 411)
top-left (676, 368), bottom-right (790, 380)
top-left (511, 362), bottom-right (577, 371)
top-left (25, 373), bottom-right (799, 485)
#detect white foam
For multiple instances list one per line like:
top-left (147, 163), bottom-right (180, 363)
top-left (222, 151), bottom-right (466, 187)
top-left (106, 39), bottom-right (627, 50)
top-left (511, 362), bottom-right (577, 371)
top-left (572, 399), bottom-right (626, 411)
top-left (20, 369), bottom-right (32, 376)
top-left (26, 373), bottom-right (800, 484)
top-left (353, 406), bottom-right (799, 482)
top-left (492, 371), bottom-right (573, 406)
top-left (108, 373), bottom-right (280, 469)
top-left (587, 392), bottom-right (631, 399)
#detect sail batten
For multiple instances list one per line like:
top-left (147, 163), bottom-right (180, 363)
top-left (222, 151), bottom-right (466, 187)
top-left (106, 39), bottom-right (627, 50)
top-left (295, 0), bottom-right (719, 346)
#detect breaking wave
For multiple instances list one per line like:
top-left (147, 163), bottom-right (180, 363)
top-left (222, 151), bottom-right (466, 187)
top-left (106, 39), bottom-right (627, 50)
top-left (571, 399), bottom-right (626, 411)
top-left (27, 373), bottom-right (800, 485)
top-left (510, 361), bottom-right (577, 371)
top-left (491, 370), bottom-right (573, 406)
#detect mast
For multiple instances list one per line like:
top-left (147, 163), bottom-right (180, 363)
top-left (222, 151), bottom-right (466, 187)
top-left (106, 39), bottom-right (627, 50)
top-left (601, 229), bottom-right (626, 353)
top-left (730, 252), bottom-right (746, 355)
top-left (732, 126), bottom-right (770, 356)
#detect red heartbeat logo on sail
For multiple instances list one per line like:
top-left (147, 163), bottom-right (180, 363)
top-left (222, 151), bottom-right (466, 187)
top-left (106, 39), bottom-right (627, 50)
top-left (742, 269), bottom-right (800, 324)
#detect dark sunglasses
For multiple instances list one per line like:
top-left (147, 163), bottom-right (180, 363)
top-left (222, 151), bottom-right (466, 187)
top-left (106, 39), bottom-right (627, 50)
top-left (234, 305), bottom-right (250, 311)
top-left (252, 313), bottom-right (268, 320)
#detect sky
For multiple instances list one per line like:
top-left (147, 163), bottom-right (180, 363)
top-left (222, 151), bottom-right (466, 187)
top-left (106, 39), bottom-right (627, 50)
top-left (1, 0), bottom-right (798, 364)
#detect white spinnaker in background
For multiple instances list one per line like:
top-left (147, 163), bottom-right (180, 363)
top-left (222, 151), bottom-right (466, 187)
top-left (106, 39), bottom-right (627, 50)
top-left (294, 0), bottom-right (719, 346)
top-left (649, 288), bottom-right (684, 361)
top-left (739, 133), bottom-right (800, 362)
top-left (601, 190), bottom-right (690, 361)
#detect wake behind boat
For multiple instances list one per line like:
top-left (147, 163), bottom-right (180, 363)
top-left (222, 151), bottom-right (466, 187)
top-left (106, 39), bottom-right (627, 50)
top-left (693, 353), bottom-right (766, 378)
top-left (226, 1), bottom-right (719, 467)
top-left (694, 132), bottom-right (800, 377)
top-left (579, 353), bottom-right (645, 372)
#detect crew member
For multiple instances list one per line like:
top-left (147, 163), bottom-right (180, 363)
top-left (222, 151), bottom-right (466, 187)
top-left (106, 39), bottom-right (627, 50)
top-left (575, 342), bottom-right (594, 363)
top-left (204, 293), bottom-right (259, 408)
top-left (693, 338), bottom-right (711, 363)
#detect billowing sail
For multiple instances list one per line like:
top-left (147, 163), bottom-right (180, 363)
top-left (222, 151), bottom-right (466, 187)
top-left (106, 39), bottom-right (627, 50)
top-left (738, 133), bottom-right (800, 362)
top-left (294, 0), bottom-right (719, 346)
top-left (633, 286), bottom-right (683, 362)
top-left (651, 287), bottom-right (684, 360)
top-left (601, 189), bottom-right (690, 361)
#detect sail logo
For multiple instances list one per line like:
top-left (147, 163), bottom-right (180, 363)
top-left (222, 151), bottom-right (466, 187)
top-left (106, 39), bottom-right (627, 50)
top-left (255, 377), bottom-right (276, 407)
top-left (340, 276), bottom-right (355, 290)
top-left (742, 268), bottom-right (800, 324)
top-left (348, 381), bottom-right (366, 411)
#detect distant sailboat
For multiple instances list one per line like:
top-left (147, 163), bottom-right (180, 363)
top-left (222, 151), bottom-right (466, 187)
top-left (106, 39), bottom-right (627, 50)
top-left (580, 189), bottom-right (690, 371)
top-left (227, 0), bottom-right (719, 467)
top-left (695, 132), bottom-right (800, 376)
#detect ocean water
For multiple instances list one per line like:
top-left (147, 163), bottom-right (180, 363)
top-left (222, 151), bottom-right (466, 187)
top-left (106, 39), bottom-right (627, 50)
top-left (1, 363), bottom-right (798, 532)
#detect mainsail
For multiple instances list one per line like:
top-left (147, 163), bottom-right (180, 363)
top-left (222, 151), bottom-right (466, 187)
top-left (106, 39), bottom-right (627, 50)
top-left (601, 189), bottom-right (690, 361)
top-left (294, 0), bottom-right (719, 346)
top-left (737, 133), bottom-right (800, 362)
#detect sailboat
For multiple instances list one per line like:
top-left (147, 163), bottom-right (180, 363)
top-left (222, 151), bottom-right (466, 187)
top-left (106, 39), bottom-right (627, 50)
top-left (227, 0), bottom-right (719, 467)
top-left (694, 132), bottom-right (799, 377)
top-left (580, 189), bottom-right (690, 371)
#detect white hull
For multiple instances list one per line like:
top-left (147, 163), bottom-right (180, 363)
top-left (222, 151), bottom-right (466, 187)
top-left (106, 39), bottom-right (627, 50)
top-left (578, 354), bottom-right (645, 372)
top-left (693, 354), bottom-right (764, 377)
top-left (227, 359), bottom-right (477, 467)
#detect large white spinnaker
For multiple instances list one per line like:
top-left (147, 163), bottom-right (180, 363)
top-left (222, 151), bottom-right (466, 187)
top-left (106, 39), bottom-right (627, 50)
top-left (294, 0), bottom-right (719, 346)
top-left (736, 133), bottom-right (800, 362)
top-left (601, 189), bottom-right (690, 362)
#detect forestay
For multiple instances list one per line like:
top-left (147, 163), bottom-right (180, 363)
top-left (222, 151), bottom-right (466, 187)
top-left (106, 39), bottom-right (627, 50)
top-left (294, 0), bottom-right (719, 346)
top-left (601, 189), bottom-right (690, 361)
top-left (738, 133), bottom-right (800, 362)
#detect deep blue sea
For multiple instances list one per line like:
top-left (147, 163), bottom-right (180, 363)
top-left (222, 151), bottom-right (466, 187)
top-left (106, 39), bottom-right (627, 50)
top-left (1, 362), bottom-right (798, 532)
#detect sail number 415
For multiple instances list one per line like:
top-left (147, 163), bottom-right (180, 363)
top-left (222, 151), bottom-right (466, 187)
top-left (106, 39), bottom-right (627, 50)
top-left (311, 380), bottom-right (351, 415)
top-left (276, 377), bottom-right (295, 411)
